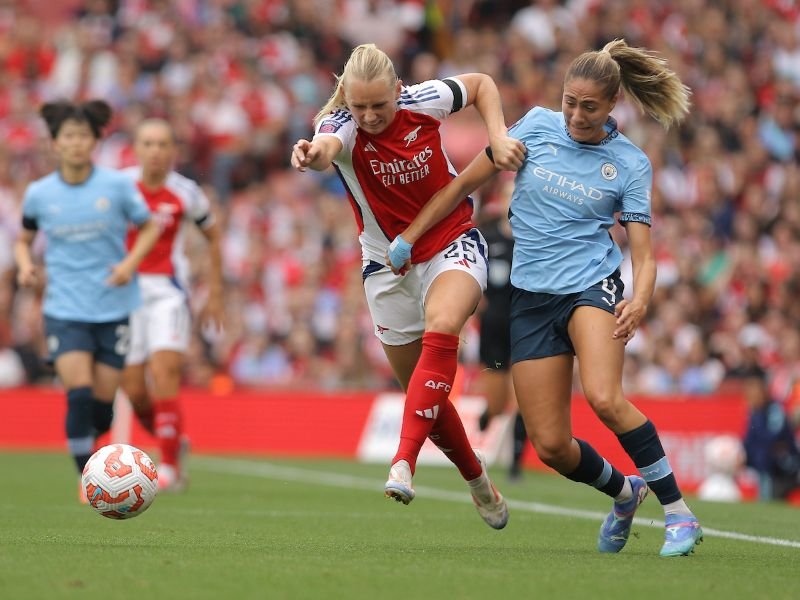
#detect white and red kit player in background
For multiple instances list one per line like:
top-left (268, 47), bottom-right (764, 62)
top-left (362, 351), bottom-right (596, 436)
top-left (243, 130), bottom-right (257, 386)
top-left (291, 44), bottom-right (525, 528)
top-left (122, 119), bottom-right (224, 491)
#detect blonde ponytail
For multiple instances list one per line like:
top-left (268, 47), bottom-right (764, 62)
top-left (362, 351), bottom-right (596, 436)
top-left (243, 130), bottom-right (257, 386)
top-left (567, 39), bottom-right (691, 129)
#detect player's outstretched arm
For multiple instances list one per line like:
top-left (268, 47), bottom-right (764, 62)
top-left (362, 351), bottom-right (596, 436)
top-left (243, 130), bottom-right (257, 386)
top-left (290, 136), bottom-right (343, 172)
top-left (198, 221), bottom-right (225, 330)
top-left (107, 219), bottom-right (160, 286)
top-left (386, 151), bottom-right (499, 273)
top-left (457, 73), bottom-right (525, 172)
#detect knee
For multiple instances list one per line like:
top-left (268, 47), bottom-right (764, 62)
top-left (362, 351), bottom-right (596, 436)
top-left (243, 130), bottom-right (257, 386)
top-left (584, 388), bottom-right (625, 427)
top-left (533, 436), bottom-right (573, 469)
top-left (150, 370), bottom-right (181, 396)
top-left (150, 355), bottom-right (182, 381)
top-left (151, 364), bottom-right (181, 382)
top-left (425, 315), bottom-right (462, 336)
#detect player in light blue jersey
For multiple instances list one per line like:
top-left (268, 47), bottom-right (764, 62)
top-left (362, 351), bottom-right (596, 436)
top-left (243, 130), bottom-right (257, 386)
top-left (389, 40), bottom-right (703, 557)
top-left (14, 100), bottom-right (160, 501)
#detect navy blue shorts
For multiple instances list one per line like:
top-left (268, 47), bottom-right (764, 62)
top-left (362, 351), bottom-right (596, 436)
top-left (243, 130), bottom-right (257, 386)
top-left (44, 316), bottom-right (131, 369)
top-left (509, 271), bottom-right (624, 364)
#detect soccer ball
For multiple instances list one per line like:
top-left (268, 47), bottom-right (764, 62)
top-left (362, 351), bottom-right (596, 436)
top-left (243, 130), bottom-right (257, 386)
top-left (704, 435), bottom-right (744, 476)
top-left (81, 444), bottom-right (158, 519)
top-left (698, 435), bottom-right (744, 502)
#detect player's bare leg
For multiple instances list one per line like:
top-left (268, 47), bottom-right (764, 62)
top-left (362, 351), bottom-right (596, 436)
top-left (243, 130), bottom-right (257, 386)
top-left (570, 307), bottom-right (701, 556)
top-left (477, 368), bottom-right (512, 431)
top-left (149, 349), bottom-right (187, 492)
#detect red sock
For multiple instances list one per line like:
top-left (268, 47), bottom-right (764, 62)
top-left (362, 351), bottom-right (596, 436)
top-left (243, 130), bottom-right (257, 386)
top-left (154, 397), bottom-right (182, 467)
top-left (392, 331), bottom-right (459, 474)
top-left (429, 399), bottom-right (482, 480)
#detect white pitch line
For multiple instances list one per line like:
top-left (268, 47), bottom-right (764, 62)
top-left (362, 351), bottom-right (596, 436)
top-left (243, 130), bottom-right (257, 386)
top-left (193, 457), bottom-right (800, 550)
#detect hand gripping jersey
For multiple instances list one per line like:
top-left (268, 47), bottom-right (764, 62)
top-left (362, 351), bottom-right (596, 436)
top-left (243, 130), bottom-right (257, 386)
top-left (315, 78), bottom-right (474, 264)
top-left (123, 167), bottom-right (214, 292)
top-left (508, 107), bottom-right (653, 294)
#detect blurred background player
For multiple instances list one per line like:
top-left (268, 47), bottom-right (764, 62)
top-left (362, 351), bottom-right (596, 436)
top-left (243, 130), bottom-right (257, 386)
top-left (475, 178), bottom-right (528, 480)
top-left (741, 365), bottom-right (800, 500)
top-left (121, 119), bottom-right (224, 492)
top-left (14, 100), bottom-right (158, 500)
top-left (291, 43), bottom-right (525, 528)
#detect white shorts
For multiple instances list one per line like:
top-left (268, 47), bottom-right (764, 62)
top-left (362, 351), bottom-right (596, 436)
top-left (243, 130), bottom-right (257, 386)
top-left (363, 229), bottom-right (488, 346)
top-left (125, 275), bottom-right (191, 365)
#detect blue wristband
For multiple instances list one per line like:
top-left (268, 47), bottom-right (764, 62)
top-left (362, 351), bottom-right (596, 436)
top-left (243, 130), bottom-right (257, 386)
top-left (387, 235), bottom-right (413, 269)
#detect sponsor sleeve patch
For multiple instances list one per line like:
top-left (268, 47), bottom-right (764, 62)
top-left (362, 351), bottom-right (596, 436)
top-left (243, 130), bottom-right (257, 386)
top-left (318, 120), bottom-right (343, 134)
top-left (618, 212), bottom-right (652, 226)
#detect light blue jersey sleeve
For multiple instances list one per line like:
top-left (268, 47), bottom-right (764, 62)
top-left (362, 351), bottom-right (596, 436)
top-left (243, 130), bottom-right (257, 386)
top-left (507, 107), bottom-right (653, 294)
top-left (617, 154), bottom-right (652, 226)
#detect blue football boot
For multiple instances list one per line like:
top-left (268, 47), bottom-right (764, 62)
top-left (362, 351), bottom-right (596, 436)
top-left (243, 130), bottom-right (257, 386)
top-left (660, 514), bottom-right (703, 557)
top-left (597, 476), bottom-right (649, 553)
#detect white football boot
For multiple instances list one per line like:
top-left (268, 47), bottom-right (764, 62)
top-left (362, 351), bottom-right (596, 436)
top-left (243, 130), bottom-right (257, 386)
top-left (384, 459), bottom-right (415, 505)
top-left (468, 449), bottom-right (509, 529)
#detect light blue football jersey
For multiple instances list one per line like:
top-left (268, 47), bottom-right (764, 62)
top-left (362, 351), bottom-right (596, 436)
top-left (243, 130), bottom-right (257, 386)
top-left (508, 107), bottom-right (652, 294)
top-left (22, 167), bottom-right (151, 322)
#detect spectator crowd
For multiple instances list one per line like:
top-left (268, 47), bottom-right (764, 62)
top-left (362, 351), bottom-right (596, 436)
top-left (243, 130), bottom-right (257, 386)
top-left (0, 0), bottom-right (799, 423)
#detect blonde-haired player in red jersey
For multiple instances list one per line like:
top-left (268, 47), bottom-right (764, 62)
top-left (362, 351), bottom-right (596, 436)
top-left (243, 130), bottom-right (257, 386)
top-left (291, 44), bottom-right (525, 529)
top-left (122, 119), bottom-right (224, 492)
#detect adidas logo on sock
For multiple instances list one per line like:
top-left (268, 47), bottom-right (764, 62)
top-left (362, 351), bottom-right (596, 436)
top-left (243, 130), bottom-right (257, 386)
top-left (415, 405), bottom-right (439, 419)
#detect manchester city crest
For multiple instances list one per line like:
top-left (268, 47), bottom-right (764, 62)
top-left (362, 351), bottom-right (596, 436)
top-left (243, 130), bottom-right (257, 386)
top-left (601, 163), bottom-right (618, 180)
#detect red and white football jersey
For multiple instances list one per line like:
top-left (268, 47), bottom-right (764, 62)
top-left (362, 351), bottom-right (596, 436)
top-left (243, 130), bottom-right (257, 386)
top-left (315, 77), bottom-right (474, 264)
top-left (124, 167), bottom-right (214, 288)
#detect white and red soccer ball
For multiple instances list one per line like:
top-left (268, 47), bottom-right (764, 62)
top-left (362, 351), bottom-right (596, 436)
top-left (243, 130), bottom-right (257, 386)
top-left (698, 435), bottom-right (745, 502)
top-left (704, 435), bottom-right (745, 476)
top-left (81, 444), bottom-right (158, 519)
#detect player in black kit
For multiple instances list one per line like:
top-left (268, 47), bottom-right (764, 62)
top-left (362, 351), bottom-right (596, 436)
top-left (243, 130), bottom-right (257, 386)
top-left (477, 180), bottom-right (529, 479)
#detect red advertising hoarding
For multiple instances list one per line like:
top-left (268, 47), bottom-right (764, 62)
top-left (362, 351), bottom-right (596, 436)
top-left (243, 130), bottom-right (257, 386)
top-left (0, 387), bottom-right (749, 491)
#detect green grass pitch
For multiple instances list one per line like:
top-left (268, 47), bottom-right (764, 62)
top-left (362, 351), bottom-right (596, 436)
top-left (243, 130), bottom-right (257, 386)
top-left (1, 451), bottom-right (798, 599)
